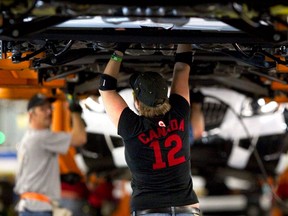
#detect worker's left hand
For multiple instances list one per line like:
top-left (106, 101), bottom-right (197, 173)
top-left (115, 42), bottom-right (131, 53)
top-left (66, 94), bottom-right (83, 113)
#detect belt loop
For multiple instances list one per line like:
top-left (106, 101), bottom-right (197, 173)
top-left (171, 206), bottom-right (175, 216)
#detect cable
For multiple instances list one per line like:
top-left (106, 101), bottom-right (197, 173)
top-left (54, 40), bottom-right (74, 57)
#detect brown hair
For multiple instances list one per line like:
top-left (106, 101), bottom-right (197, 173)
top-left (138, 98), bottom-right (171, 118)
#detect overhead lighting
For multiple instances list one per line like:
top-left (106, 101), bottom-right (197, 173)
top-left (260, 101), bottom-right (279, 113)
top-left (257, 98), bottom-right (266, 106)
top-left (242, 98), bottom-right (279, 117)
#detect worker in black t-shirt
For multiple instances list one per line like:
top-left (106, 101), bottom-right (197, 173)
top-left (99, 44), bottom-right (200, 216)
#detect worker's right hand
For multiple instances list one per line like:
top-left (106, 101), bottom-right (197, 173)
top-left (190, 89), bottom-right (205, 104)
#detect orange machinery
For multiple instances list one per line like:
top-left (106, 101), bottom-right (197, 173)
top-left (0, 52), bottom-right (65, 99)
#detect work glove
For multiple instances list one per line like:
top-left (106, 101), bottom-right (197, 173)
top-left (190, 89), bottom-right (205, 104)
top-left (66, 94), bottom-right (82, 113)
top-left (115, 42), bottom-right (131, 53)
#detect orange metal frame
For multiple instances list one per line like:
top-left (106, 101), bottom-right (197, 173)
top-left (0, 52), bottom-right (66, 99)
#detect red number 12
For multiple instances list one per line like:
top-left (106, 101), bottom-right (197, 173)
top-left (150, 134), bottom-right (185, 170)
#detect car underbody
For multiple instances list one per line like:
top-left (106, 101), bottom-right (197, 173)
top-left (1, 1), bottom-right (288, 101)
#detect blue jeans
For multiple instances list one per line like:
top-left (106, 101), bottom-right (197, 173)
top-left (59, 198), bottom-right (90, 216)
top-left (19, 210), bottom-right (52, 216)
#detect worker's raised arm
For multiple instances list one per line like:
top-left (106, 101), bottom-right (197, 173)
top-left (99, 48), bottom-right (128, 128)
top-left (66, 99), bottom-right (87, 147)
top-left (70, 112), bottom-right (87, 147)
top-left (170, 44), bottom-right (194, 103)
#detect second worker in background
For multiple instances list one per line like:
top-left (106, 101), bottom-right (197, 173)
top-left (14, 93), bottom-right (87, 216)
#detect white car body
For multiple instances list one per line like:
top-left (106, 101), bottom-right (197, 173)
top-left (82, 86), bottom-right (288, 173)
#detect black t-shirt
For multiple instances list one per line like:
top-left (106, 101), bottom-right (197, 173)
top-left (118, 94), bottom-right (199, 211)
